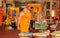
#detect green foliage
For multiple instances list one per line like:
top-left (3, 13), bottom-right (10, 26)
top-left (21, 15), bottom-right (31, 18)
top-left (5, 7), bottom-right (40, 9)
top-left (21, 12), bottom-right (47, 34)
top-left (36, 23), bottom-right (46, 30)
top-left (40, 23), bottom-right (46, 30)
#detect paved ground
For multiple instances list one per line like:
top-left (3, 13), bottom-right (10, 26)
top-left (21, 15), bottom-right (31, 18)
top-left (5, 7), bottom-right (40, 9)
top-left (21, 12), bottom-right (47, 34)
top-left (0, 26), bottom-right (20, 38)
top-left (0, 26), bottom-right (51, 38)
top-left (1, 23), bottom-right (60, 38)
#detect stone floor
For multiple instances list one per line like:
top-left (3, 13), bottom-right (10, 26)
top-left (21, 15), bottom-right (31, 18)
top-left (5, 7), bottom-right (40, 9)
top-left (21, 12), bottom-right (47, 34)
top-left (0, 27), bottom-right (52, 38)
top-left (0, 26), bottom-right (20, 38)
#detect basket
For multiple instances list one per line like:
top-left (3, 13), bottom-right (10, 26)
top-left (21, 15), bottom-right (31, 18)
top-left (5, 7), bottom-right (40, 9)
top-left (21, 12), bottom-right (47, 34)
top-left (18, 32), bottom-right (33, 38)
top-left (51, 31), bottom-right (60, 38)
top-left (33, 33), bottom-right (48, 38)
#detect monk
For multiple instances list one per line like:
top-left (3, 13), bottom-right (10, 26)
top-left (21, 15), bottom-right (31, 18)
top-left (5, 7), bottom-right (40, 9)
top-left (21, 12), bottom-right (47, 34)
top-left (0, 8), bottom-right (4, 26)
top-left (18, 8), bottom-right (32, 33)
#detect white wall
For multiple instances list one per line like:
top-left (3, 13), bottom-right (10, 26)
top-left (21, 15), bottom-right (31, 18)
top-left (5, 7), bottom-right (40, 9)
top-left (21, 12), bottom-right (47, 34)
top-left (15, 0), bottom-right (45, 2)
top-left (0, 0), bottom-right (2, 7)
top-left (6, 0), bottom-right (13, 3)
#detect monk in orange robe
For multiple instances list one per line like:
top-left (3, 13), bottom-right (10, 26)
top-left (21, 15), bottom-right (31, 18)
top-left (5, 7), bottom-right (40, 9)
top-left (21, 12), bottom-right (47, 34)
top-left (18, 8), bottom-right (32, 33)
top-left (0, 9), bottom-right (4, 26)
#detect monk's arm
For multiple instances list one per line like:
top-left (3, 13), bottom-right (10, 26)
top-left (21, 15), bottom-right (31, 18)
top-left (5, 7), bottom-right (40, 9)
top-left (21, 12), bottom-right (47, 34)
top-left (28, 13), bottom-right (32, 25)
top-left (18, 14), bottom-right (21, 25)
top-left (18, 12), bottom-right (24, 25)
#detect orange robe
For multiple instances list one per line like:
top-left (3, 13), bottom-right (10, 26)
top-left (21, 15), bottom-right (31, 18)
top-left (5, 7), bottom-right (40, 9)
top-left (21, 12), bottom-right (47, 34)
top-left (0, 9), bottom-right (4, 26)
top-left (20, 12), bottom-right (31, 33)
top-left (0, 16), bottom-right (3, 26)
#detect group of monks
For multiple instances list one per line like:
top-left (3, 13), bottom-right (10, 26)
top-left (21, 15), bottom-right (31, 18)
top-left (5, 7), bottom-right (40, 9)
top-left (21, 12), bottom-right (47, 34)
top-left (0, 7), bottom-right (32, 33)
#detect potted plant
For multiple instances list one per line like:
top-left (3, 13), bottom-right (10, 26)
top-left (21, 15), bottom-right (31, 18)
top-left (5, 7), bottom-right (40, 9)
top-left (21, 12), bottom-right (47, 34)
top-left (4, 15), bottom-right (12, 31)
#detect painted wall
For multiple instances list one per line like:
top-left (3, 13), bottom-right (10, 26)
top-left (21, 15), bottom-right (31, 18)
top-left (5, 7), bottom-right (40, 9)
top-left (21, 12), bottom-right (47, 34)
top-left (0, 0), bottom-right (2, 7)
top-left (14, 0), bottom-right (45, 2)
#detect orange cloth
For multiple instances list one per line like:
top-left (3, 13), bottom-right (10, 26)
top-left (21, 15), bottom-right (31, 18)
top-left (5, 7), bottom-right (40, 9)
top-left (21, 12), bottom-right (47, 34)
top-left (0, 9), bottom-right (4, 26)
top-left (0, 16), bottom-right (3, 26)
top-left (20, 12), bottom-right (31, 33)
